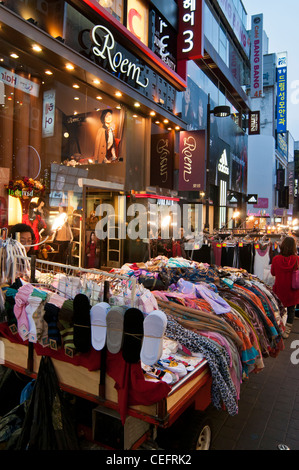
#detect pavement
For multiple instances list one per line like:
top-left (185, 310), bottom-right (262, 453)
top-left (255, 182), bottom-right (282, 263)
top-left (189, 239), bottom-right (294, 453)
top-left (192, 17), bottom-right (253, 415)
top-left (208, 318), bottom-right (299, 450)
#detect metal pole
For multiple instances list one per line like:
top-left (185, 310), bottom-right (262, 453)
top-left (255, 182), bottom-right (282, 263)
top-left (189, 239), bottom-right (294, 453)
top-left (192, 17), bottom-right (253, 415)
top-left (204, 94), bottom-right (211, 231)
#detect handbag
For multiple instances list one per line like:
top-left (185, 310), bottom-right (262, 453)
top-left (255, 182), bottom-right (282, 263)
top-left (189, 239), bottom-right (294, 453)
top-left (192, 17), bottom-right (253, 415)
top-left (292, 257), bottom-right (299, 289)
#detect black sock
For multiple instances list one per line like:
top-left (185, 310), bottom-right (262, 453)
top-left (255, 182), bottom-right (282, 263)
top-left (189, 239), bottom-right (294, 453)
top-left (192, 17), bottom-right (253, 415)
top-left (122, 308), bottom-right (144, 363)
top-left (73, 294), bottom-right (91, 353)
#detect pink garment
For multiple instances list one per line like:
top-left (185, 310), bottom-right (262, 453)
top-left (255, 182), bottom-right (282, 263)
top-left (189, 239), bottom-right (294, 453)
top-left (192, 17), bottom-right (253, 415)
top-left (48, 292), bottom-right (66, 308)
top-left (14, 284), bottom-right (34, 340)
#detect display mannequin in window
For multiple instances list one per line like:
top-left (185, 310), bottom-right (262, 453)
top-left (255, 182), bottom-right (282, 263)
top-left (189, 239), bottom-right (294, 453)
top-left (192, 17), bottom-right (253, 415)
top-left (93, 109), bottom-right (118, 163)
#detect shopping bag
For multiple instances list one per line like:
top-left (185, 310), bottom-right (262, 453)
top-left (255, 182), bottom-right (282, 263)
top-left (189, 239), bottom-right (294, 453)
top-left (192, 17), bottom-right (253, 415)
top-left (16, 356), bottom-right (79, 450)
top-left (292, 257), bottom-right (299, 289)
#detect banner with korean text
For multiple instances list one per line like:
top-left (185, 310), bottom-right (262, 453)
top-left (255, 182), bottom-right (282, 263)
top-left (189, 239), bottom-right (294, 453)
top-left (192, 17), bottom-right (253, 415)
top-left (250, 14), bottom-right (263, 98)
top-left (276, 52), bottom-right (288, 134)
top-left (177, 0), bottom-right (204, 61)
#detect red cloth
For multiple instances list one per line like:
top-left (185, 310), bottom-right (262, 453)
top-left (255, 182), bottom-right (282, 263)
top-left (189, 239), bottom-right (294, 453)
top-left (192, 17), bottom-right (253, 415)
top-left (0, 322), bottom-right (101, 371)
top-left (0, 323), bottom-right (171, 423)
top-left (271, 254), bottom-right (299, 307)
top-left (106, 351), bottom-right (171, 424)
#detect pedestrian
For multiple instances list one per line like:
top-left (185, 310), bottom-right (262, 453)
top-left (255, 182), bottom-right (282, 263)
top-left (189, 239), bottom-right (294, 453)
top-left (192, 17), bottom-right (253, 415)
top-left (271, 236), bottom-right (299, 338)
top-left (8, 223), bottom-right (35, 255)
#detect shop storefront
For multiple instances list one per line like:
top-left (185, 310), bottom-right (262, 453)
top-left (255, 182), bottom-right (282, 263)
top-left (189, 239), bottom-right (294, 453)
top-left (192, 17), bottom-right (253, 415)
top-left (0, 0), bottom-right (194, 268)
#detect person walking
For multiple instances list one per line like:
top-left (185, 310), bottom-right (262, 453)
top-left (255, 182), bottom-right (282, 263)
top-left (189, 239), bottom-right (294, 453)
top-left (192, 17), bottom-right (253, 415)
top-left (271, 236), bottom-right (299, 338)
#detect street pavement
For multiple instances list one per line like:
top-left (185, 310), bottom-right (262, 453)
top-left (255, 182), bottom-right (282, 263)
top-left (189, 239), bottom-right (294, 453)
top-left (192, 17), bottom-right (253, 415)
top-left (209, 319), bottom-right (299, 450)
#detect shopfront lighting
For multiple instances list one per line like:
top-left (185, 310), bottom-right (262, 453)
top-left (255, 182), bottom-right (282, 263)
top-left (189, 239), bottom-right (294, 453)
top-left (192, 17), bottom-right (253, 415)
top-left (205, 94), bottom-right (231, 231)
top-left (45, 70), bottom-right (53, 75)
top-left (150, 111), bottom-right (156, 116)
top-left (175, 126), bottom-right (180, 131)
top-left (73, 84), bottom-right (80, 89)
top-left (65, 63), bottom-right (74, 71)
top-left (96, 96), bottom-right (102, 100)
top-left (163, 119), bottom-right (169, 124)
top-left (115, 91), bottom-right (122, 97)
top-left (74, 96), bottom-right (79, 100)
top-left (32, 44), bottom-right (42, 52)
top-left (10, 53), bottom-right (19, 59)
top-left (134, 102), bottom-right (140, 107)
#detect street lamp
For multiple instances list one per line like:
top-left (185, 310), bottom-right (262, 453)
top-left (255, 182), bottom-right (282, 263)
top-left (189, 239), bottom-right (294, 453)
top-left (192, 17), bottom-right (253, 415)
top-left (204, 94), bottom-right (231, 231)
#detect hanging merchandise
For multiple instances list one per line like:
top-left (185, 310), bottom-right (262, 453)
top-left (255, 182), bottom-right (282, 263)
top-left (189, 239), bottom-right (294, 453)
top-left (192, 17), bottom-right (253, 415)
top-left (0, 247), bottom-right (288, 444)
top-left (16, 356), bottom-right (79, 450)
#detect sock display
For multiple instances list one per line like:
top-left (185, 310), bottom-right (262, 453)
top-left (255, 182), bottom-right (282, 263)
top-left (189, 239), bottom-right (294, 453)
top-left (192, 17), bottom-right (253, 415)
top-left (122, 308), bottom-right (144, 363)
top-left (73, 293), bottom-right (91, 353)
top-left (90, 302), bottom-right (110, 351)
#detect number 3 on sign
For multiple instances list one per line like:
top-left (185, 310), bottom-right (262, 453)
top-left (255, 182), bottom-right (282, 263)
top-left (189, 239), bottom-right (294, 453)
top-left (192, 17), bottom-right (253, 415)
top-left (182, 30), bottom-right (193, 53)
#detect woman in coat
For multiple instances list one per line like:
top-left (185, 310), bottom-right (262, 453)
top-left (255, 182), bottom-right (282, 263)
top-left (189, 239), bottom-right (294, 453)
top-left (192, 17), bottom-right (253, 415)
top-left (271, 236), bottom-right (299, 338)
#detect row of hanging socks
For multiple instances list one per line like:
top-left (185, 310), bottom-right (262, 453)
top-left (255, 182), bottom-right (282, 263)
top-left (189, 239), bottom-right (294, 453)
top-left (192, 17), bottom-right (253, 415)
top-left (3, 270), bottom-right (201, 382)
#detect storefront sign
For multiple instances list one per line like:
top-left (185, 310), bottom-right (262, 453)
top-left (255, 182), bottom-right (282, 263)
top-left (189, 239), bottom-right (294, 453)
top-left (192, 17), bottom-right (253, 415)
top-left (246, 194), bottom-right (258, 204)
top-left (179, 130), bottom-right (205, 191)
top-left (0, 66), bottom-right (40, 97)
top-left (127, 0), bottom-right (148, 45)
top-left (216, 0), bottom-right (250, 57)
top-left (276, 63), bottom-right (287, 134)
top-left (42, 90), bottom-right (56, 138)
top-left (254, 198), bottom-right (269, 209)
top-left (250, 14), bottom-right (263, 99)
top-left (249, 111), bottom-right (260, 135)
top-left (218, 149), bottom-right (229, 175)
top-left (91, 25), bottom-right (149, 88)
top-left (150, 133), bottom-right (174, 189)
top-left (177, 0), bottom-right (204, 61)
top-left (151, 12), bottom-right (177, 71)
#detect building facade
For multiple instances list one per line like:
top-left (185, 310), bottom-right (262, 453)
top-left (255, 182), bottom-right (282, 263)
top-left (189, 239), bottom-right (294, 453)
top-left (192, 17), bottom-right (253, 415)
top-left (0, 0), bottom-right (252, 267)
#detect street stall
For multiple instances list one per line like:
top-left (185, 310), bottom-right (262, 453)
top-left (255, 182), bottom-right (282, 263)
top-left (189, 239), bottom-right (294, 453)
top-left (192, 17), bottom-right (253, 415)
top-left (0, 240), bottom-right (287, 450)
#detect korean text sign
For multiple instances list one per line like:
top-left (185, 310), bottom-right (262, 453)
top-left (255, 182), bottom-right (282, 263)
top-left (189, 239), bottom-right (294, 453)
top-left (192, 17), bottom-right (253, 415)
top-left (177, 0), bottom-right (204, 61)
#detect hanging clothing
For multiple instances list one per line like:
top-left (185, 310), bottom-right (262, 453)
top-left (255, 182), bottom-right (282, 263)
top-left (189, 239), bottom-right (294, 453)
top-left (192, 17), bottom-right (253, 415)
top-left (253, 245), bottom-right (270, 280)
top-left (238, 243), bottom-right (253, 273)
top-left (271, 254), bottom-right (299, 307)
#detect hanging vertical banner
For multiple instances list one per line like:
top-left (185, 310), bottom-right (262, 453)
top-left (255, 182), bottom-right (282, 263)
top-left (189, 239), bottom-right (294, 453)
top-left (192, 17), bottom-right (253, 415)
top-left (150, 133), bottom-right (174, 189)
top-left (250, 14), bottom-right (263, 98)
top-left (276, 52), bottom-right (288, 134)
top-left (179, 130), bottom-right (205, 191)
top-left (42, 89), bottom-right (56, 137)
top-left (177, 0), bottom-right (204, 61)
top-left (249, 111), bottom-right (260, 135)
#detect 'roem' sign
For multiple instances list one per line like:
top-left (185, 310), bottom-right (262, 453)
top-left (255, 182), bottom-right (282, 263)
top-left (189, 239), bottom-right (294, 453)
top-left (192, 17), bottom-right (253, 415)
top-left (91, 25), bottom-right (149, 89)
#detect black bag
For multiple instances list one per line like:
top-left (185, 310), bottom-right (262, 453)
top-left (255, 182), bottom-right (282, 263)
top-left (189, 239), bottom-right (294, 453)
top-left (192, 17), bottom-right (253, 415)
top-left (16, 356), bottom-right (79, 450)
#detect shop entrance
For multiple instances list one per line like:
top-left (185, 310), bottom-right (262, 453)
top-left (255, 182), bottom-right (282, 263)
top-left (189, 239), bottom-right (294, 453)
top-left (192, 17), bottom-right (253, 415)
top-left (83, 189), bottom-right (125, 270)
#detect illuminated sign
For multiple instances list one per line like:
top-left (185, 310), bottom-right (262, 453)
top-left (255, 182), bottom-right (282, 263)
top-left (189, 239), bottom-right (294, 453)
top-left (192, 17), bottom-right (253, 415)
top-left (250, 14), bottom-right (263, 99)
top-left (91, 25), bottom-right (149, 88)
top-left (276, 53), bottom-right (287, 134)
top-left (216, 0), bottom-right (250, 57)
top-left (249, 111), bottom-right (260, 135)
top-left (177, 0), bottom-right (204, 61)
top-left (218, 149), bottom-right (229, 175)
top-left (0, 66), bottom-right (40, 97)
top-left (42, 90), bottom-right (56, 138)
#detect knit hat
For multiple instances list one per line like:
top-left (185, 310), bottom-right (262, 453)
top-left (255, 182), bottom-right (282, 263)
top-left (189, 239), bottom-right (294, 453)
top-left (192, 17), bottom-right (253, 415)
top-left (43, 302), bottom-right (61, 349)
top-left (73, 294), bottom-right (91, 353)
top-left (58, 299), bottom-right (75, 356)
top-left (122, 308), bottom-right (144, 363)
